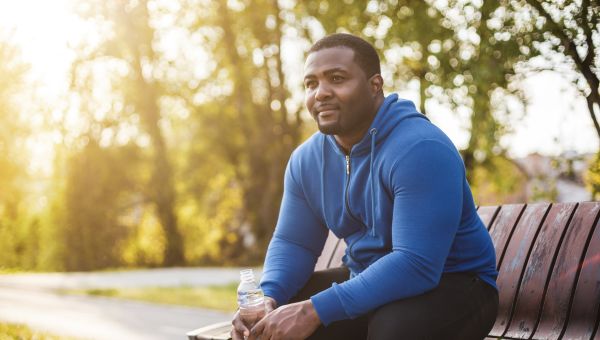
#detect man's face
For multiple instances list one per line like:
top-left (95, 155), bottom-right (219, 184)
top-left (304, 47), bottom-right (376, 138)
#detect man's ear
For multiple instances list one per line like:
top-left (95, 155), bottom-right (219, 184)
top-left (369, 74), bottom-right (384, 96)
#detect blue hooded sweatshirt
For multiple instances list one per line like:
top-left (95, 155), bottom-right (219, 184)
top-left (260, 94), bottom-right (498, 326)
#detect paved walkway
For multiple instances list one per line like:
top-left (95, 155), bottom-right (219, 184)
top-left (0, 267), bottom-right (263, 339)
top-left (0, 267), bottom-right (262, 290)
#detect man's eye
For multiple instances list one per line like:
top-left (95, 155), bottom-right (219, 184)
top-left (305, 81), bottom-right (317, 89)
top-left (332, 75), bottom-right (344, 82)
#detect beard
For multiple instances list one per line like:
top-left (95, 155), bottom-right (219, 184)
top-left (316, 120), bottom-right (342, 135)
top-left (313, 111), bottom-right (343, 135)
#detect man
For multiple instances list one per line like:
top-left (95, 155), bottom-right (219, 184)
top-left (232, 33), bottom-right (498, 340)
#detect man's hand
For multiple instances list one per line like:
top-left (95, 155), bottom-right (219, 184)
top-left (248, 300), bottom-right (321, 340)
top-left (231, 297), bottom-right (277, 340)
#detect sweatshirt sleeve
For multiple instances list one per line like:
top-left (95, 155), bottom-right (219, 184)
top-left (260, 154), bottom-right (329, 306)
top-left (311, 140), bottom-right (464, 325)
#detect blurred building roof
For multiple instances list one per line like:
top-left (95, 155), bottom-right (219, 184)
top-left (514, 152), bottom-right (593, 203)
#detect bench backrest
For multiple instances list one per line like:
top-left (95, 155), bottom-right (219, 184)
top-left (314, 202), bottom-right (600, 340)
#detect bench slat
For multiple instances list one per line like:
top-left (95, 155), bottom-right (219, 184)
top-left (489, 204), bottom-right (526, 268)
top-left (489, 203), bottom-right (551, 338)
top-left (478, 205), bottom-right (500, 230)
top-left (315, 231), bottom-right (340, 271)
top-left (328, 239), bottom-right (347, 269)
top-left (186, 321), bottom-right (231, 340)
top-left (561, 205), bottom-right (600, 339)
top-left (504, 202), bottom-right (577, 339)
top-left (533, 202), bottom-right (600, 339)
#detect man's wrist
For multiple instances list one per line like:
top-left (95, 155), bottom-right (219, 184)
top-left (264, 296), bottom-right (278, 311)
top-left (301, 300), bottom-right (321, 326)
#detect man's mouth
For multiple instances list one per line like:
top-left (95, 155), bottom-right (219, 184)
top-left (315, 105), bottom-right (339, 116)
top-left (318, 109), bottom-right (338, 116)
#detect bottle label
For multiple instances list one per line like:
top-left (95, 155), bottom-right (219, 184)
top-left (238, 288), bottom-right (264, 307)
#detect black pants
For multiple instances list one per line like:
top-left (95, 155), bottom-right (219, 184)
top-left (289, 267), bottom-right (498, 340)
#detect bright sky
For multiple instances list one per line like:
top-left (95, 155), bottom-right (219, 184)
top-left (423, 70), bottom-right (597, 158)
top-left (0, 0), bottom-right (76, 96)
top-left (0, 0), bottom-right (79, 174)
top-left (0, 0), bottom-right (596, 174)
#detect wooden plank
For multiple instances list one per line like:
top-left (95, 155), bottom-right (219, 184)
top-left (187, 321), bottom-right (231, 340)
top-left (561, 204), bottom-right (600, 339)
top-left (533, 202), bottom-right (600, 339)
top-left (328, 239), bottom-right (347, 268)
top-left (504, 202), bottom-right (577, 339)
top-left (478, 205), bottom-right (500, 230)
top-left (315, 231), bottom-right (340, 271)
top-left (488, 203), bottom-right (550, 338)
top-left (488, 204), bottom-right (526, 268)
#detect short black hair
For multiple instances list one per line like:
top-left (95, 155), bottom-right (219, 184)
top-left (308, 33), bottom-right (381, 78)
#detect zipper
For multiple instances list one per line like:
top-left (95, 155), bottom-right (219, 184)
top-left (345, 155), bottom-right (350, 175)
top-left (343, 153), bottom-right (367, 270)
top-left (344, 155), bottom-right (356, 221)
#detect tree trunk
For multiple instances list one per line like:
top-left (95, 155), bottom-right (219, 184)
top-left (216, 0), bottom-right (302, 260)
top-left (130, 1), bottom-right (184, 266)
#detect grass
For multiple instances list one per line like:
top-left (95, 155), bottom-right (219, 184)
top-left (0, 323), bottom-right (80, 340)
top-left (0, 268), bottom-right (29, 275)
top-left (67, 283), bottom-right (239, 312)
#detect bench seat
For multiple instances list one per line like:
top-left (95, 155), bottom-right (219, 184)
top-left (188, 202), bottom-right (600, 340)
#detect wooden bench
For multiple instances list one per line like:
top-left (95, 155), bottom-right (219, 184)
top-left (188, 202), bottom-right (600, 340)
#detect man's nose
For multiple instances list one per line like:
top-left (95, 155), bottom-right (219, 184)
top-left (315, 82), bottom-right (332, 101)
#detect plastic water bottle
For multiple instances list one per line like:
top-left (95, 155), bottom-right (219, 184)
top-left (237, 269), bottom-right (266, 328)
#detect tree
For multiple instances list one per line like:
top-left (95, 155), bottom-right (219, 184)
top-left (0, 34), bottom-right (34, 269)
top-left (586, 152), bottom-right (600, 199)
top-left (181, 0), bottom-right (305, 259)
top-left (59, 141), bottom-right (144, 270)
top-left (449, 0), bottom-right (535, 178)
top-left (72, 0), bottom-right (185, 265)
top-left (503, 0), bottom-right (599, 145)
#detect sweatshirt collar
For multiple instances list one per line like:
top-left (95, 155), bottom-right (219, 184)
top-left (326, 93), bottom-right (407, 156)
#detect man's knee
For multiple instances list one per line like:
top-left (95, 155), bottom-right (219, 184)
top-left (367, 299), bottom-right (438, 340)
top-left (289, 267), bottom-right (349, 303)
top-left (366, 273), bottom-right (498, 340)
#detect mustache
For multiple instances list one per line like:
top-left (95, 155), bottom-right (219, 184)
top-left (313, 103), bottom-right (340, 114)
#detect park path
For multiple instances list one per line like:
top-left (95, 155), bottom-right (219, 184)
top-left (0, 267), bottom-right (262, 339)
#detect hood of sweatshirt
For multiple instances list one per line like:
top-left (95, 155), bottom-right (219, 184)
top-left (325, 93), bottom-right (428, 158)
top-left (320, 94), bottom-right (429, 246)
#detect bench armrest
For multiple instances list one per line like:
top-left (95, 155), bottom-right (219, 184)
top-left (186, 321), bottom-right (232, 340)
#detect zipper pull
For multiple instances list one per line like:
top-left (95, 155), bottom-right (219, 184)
top-left (345, 155), bottom-right (350, 175)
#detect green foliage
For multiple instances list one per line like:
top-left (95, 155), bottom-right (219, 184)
top-left (179, 171), bottom-right (245, 265)
top-left (470, 155), bottom-right (528, 205)
top-left (121, 206), bottom-right (167, 267)
top-left (70, 283), bottom-right (239, 311)
top-left (54, 141), bottom-right (146, 270)
top-left (586, 152), bottom-right (600, 200)
top-left (0, 35), bottom-right (38, 270)
top-left (169, 0), bottom-right (306, 261)
top-left (0, 323), bottom-right (79, 340)
top-left (71, 0), bottom-right (185, 266)
top-left (0, 0), bottom-right (597, 271)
